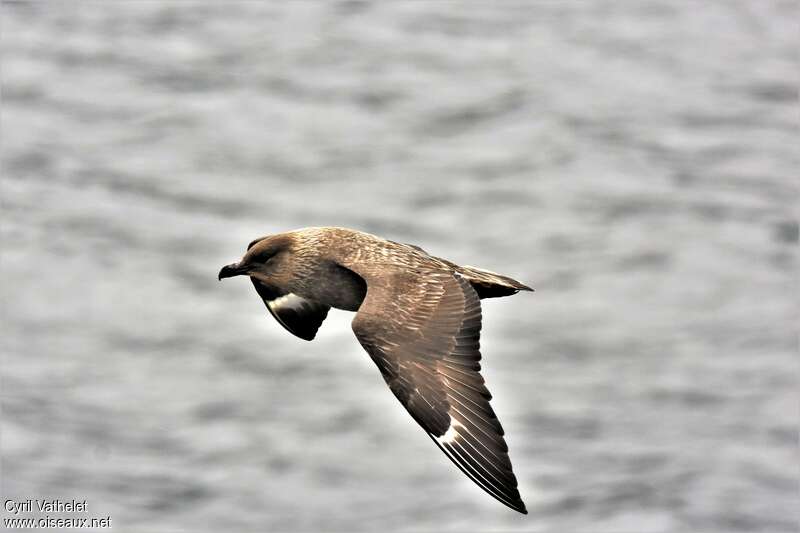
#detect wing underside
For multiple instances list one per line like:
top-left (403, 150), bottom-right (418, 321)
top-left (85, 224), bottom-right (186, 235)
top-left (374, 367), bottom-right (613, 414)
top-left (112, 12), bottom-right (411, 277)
top-left (251, 279), bottom-right (330, 341)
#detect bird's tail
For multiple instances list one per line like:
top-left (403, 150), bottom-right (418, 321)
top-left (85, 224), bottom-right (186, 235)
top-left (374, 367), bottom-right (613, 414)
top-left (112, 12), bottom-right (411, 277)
top-left (428, 254), bottom-right (531, 300)
top-left (458, 264), bottom-right (532, 299)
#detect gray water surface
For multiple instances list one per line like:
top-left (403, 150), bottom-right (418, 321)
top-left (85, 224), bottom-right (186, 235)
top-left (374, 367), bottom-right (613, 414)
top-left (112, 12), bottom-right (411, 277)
top-left (2, 2), bottom-right (798, 532)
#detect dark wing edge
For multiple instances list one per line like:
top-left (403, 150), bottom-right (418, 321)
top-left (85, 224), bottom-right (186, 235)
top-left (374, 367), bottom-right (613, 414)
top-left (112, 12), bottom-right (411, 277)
top-left (251, 278), bottom-right (330, 341)
top-left (352, 272), bottom-right (527, 514)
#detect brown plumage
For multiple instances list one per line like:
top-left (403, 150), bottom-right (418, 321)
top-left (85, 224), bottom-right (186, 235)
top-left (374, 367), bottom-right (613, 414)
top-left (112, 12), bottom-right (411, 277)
top-left (218, 227), bottom-right (532, 514)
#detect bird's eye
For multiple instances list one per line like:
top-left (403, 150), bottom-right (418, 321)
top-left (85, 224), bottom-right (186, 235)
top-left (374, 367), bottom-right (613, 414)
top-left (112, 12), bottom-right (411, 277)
top-left (252, 249), bottom-right (280, 265)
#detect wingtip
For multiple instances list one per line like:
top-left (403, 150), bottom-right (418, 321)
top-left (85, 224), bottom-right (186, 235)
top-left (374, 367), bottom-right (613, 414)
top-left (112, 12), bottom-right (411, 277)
top-left (500, 498), bottom-right (528, 514)
top-left (506, 498), bottom-right (528, 515)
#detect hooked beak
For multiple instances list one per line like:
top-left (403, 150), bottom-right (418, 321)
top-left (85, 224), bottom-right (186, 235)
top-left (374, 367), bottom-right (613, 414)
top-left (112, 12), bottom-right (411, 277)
top-left (218, 262), bottom-right (249, 280)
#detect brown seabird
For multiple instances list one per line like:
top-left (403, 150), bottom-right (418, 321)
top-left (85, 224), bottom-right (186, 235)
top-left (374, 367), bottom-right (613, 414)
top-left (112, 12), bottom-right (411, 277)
top-left (218, 227), bottom-right (532, 514)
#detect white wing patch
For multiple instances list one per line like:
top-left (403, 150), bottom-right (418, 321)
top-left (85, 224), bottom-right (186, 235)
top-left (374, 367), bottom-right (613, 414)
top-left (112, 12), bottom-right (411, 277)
top-left (265, 293), bottom-right (328, 339)
top-left (435, 419), bottom-right (464, 444)
top-left (251, 281), bottom-right (330, 341)
top-left (268, 293), bottom-right (308, 314)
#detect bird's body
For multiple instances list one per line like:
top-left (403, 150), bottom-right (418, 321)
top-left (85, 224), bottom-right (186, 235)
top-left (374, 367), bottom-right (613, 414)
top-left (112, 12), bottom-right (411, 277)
top-left (219, 226), bottom-right (532, 514)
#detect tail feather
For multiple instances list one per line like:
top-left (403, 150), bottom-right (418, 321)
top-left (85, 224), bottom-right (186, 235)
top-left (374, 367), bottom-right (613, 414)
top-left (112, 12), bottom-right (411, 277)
top-left (458, 265), bottom-right (532, 298)
top-left (462, 265), bottom-right (533, 290)
top-left (429, 252), bottom-right (532, 299)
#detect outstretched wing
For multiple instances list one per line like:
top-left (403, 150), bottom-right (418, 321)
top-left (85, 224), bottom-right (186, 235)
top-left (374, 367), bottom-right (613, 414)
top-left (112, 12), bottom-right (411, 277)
top-left (351, 270), bottom-right (526, 514)
top-left (251, 279), bottom-right (329, 341)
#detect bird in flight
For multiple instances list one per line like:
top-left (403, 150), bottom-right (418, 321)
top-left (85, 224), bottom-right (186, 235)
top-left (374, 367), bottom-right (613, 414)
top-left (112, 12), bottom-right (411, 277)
top-left (218, 227), bottom-right (532, 514)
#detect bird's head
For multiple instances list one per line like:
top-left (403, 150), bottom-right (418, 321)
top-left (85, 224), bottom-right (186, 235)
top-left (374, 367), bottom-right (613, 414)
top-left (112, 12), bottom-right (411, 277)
top-left (218, 234), bottom-right (295, 288)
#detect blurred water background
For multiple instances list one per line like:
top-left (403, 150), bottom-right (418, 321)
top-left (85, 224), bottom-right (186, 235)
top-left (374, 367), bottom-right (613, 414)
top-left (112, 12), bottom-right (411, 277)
top-left (1, 2), bottom-right (798, 532)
